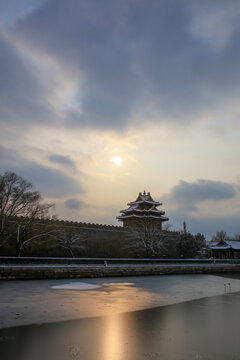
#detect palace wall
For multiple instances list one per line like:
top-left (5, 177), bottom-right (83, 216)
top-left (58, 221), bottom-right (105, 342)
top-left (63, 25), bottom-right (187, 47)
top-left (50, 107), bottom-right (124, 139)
top-left (0, 217), bottom-right (180, 258)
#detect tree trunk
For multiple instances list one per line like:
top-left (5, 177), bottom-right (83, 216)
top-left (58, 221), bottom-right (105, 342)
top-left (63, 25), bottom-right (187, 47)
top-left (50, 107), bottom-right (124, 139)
top-left (0, 215), bottom-right (5, 235)
top-left (16, 246), bottom-right (22, 257)
top-left (68, 247), bottom-right (74, 258)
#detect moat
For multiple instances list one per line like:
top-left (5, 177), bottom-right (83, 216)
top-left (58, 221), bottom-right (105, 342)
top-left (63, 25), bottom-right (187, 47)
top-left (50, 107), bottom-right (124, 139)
top-left (1, 274), bottom-right (240, 359)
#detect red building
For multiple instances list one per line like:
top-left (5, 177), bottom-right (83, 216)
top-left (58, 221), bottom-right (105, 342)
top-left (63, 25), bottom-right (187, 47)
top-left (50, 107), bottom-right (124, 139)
top-left (116, 191), bottom-right (169, 229)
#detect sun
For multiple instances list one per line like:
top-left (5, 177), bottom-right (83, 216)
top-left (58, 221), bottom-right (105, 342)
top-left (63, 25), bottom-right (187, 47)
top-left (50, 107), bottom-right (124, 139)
top-left (110, 156), bottom-right (122, 166)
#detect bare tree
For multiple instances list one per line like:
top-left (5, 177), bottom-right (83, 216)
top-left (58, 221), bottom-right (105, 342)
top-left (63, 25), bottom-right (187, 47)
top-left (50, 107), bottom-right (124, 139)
top-left (211, 230), bottom-right (228, 243)
top-left (15, 219), bottom-right (59, 257)
top-left (126, 219), bottom-right (166, 257)
top-left (57, 228), bottom-right (87, 257)
top-left (162, 222), bottom-right (173, 231)
top-left (0, 171), bottom-right (54, 254)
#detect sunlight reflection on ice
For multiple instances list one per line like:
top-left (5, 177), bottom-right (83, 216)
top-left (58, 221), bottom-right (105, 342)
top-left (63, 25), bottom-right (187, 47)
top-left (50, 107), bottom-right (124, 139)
top-left (103, 282), bottom-right (135, 286)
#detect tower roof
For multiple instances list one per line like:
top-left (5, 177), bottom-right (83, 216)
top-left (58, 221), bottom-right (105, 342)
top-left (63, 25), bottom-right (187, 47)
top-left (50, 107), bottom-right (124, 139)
top-left (117, 191), bottom-right (169, 224)
top-left (128, 191), bottom-right (162, 206)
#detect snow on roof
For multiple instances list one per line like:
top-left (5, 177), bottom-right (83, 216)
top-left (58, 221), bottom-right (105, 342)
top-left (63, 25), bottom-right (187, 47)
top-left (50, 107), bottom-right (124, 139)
top-left (117, 214), bottom-right (169, 221)
top-left (120, 205), bottom-right (138, 213)
top-left (128, 191), bottom-right (162, 206)
top-left (210, 241), bottom-right (218, 246)
top-left (227, 241), bottom-right (240, 249)
top-left (128, 200), bottom-right (162, 206)
top-left (121, 207), bottom-right (165, 215)
top-left (210, 240), bottom-right (240, 250)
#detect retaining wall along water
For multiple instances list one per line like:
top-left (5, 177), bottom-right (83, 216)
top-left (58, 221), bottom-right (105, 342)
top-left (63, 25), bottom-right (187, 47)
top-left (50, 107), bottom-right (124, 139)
top-left (0, 257), bottom-right (240, 280)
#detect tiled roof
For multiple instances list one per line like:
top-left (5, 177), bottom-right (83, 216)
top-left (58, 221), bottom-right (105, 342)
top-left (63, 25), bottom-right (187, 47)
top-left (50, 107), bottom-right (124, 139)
top-left (128, 191), bottom-right (162, 206)
top-left (120, 207), bottom-right (165, 215)
top-left (210, 240), bottom-right (240, 250)
top-left (117, 214), bottom-right (169, 221)
top-left (117, 191), bottom-right (168, 223)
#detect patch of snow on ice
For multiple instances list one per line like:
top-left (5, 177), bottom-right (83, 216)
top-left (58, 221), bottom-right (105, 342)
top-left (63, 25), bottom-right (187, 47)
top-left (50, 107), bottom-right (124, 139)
top-left (52, 282), bottom-right (101, 290)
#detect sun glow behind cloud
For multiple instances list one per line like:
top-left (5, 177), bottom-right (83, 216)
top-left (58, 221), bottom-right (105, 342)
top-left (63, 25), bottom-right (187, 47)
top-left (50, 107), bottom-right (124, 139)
top-left (110, 156), bottom-right (122, 167)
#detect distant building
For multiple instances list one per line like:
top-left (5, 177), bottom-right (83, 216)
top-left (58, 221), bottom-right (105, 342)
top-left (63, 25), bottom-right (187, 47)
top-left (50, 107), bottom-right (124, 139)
top-left (210, 239), bottom-right (240, 259)
top-left (116, 191), bottom-right (169, 229)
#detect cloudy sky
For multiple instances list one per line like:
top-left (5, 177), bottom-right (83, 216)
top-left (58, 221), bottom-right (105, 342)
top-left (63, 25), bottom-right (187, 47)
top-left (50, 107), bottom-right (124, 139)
top-left (1, 0), bottom-right (240, 238)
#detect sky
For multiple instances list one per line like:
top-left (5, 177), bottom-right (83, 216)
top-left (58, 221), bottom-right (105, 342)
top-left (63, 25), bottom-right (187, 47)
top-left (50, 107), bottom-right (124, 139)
top-left (1, 0), bottom-right (240, 239)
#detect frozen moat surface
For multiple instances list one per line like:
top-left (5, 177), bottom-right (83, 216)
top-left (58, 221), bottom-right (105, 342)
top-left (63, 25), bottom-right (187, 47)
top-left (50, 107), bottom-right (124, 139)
top-left (0, 274), bottom-right (240, 328)
top-left (1, 274), bottom-right (240, 360)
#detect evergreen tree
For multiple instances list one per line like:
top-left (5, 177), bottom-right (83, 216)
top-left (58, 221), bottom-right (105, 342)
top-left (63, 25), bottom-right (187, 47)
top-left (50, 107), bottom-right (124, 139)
top-left (176, 232), bottom-right (206, 258)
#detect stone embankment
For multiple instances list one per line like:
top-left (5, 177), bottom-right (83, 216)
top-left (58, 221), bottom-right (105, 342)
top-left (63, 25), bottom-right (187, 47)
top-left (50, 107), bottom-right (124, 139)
top-left (1, 257), bottom-right (240, 280)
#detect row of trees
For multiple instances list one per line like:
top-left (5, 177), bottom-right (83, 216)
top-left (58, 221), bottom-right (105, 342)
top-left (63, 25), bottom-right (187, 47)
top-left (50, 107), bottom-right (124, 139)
top-left (211, 230), bottom-right (240, 242)
top-left (0, 171), bottom-right (208, 258)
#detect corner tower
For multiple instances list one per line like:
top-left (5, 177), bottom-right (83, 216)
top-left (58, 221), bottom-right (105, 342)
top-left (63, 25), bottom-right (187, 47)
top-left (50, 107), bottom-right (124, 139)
top-left (116, 191), bottom-right (169, 229)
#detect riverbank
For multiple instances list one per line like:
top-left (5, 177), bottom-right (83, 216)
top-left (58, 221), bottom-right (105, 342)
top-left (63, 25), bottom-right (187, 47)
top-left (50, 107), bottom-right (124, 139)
top-left (1, 262), bottom-right (240, 280)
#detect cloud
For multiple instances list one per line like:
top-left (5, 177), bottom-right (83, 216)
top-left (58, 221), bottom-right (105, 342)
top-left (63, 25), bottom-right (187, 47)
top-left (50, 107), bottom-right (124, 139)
top-left (0, 145), bottom-right (84, 198)
top-left (49, 154), bottom-right (75, 167)
top-left (64, 198), bottom-right (85, 210)
top-left (0, 144), bottom-right (20, 166)
top-left (189, 1), bottom-right (240, 50)
top-left (17, 163), bottom-right (84, 198)
top-left (0, 0), bottom-right (44, 28)
top-left (0, 31), bottom-right (54, 131)
top-left (163, 179), bottom-right (239, 212)
top-left (168, 210), bottom-right (240, 240)
top-left (5, 0), bottom-right (240, 131)
top-left (162, 178), bottom-right (240, 238)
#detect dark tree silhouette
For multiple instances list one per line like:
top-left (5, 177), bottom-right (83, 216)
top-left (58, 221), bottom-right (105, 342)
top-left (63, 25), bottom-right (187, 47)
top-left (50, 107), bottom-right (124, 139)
top-left (176, 232), bottom-right (206, 258)
top-left (0, 171), bottom-right (54, 255)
